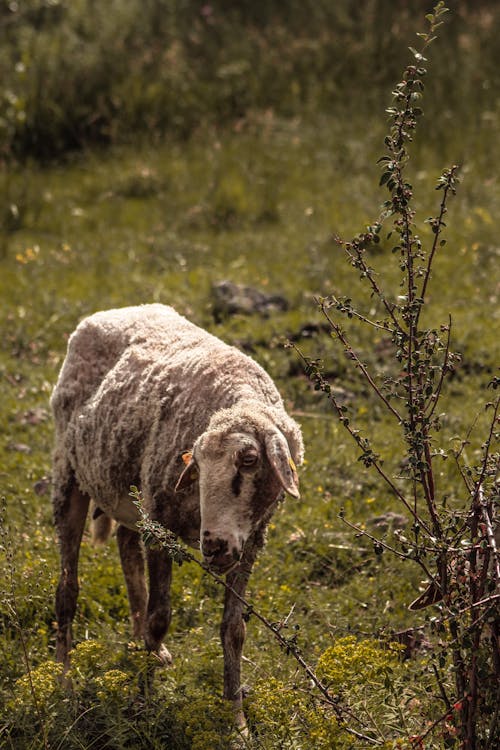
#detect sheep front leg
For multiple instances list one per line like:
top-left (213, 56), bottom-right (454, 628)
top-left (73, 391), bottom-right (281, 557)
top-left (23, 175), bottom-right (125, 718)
top-left (145, 547), bottom-right (173, 666)
top-left (53, 473), bottom-right (89, 670)
top-left (221, 540), bottom-right (260, 733)
top-left (117, 525), bottom-right (147, 639)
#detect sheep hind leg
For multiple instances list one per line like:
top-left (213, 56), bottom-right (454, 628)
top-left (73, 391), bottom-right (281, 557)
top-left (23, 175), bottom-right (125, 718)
top-left (116, 525), bottom-right (147, 640)
top-left (53, 472), bottom-right (90, 671)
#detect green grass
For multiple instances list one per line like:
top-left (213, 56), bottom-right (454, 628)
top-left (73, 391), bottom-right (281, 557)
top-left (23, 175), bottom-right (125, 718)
top-left (0, 91), bottom-right (499, 749)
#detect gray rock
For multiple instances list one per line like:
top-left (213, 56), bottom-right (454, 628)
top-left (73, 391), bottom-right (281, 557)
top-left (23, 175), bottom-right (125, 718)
top-left (211, 280), bottom-right (288, 321)
top-left (367, 511), bottom-right (408, 531)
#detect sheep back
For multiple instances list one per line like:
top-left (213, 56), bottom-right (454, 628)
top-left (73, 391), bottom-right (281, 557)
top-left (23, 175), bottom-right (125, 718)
top-left (51, 304), bottom-right (299, 538)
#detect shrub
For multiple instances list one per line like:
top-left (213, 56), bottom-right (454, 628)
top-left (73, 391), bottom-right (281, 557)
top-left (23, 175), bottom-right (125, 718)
top-left (248, 637), bottom-right (406, 749)
top-left (7, 659), bottom-right (64, 717)
top-left (297, 3), bottom-right (500, 747)
top-left (316, 635), bottom-right (402, 692)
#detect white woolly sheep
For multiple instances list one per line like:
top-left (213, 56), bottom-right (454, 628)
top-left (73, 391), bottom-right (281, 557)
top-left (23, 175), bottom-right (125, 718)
top-left (51, 303), bottom-right (303, 729)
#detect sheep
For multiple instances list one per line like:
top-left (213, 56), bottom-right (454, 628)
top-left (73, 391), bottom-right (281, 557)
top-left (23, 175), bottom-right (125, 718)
top-left (51, 303), bottom-right (303, 729)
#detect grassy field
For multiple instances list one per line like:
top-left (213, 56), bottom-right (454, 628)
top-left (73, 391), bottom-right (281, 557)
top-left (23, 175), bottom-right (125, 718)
top-left (1, 4), bottom-right (499, 750)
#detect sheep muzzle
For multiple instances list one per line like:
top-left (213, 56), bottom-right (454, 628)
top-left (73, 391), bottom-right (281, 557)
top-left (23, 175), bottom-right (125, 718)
top-left (201, 532), bottom-right (242, 574)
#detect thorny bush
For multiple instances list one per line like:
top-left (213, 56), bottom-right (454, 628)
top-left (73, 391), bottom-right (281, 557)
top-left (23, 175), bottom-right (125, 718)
top-left (295, 3), bottom-right (499, 748)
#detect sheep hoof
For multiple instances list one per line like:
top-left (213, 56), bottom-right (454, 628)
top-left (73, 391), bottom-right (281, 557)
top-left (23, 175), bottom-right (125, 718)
top-left (231, 717), bottom-right (250, 749)
top-left (154, 645), bottom-right (173, 666)
top-left (233, 708), bottom-right (249, 738)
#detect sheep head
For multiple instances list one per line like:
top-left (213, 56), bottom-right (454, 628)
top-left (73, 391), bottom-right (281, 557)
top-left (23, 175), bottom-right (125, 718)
top-left (175, 407), bottom-right (301, 574)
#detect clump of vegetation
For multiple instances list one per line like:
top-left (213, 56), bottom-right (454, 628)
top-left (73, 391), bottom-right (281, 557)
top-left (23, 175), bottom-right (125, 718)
top-left (0, 0), bottom-right (498, 160)
top-left (247, 638), bottom-right (407, 749)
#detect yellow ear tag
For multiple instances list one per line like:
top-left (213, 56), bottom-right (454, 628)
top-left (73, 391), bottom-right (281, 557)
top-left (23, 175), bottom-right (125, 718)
top-left (182, 451), bottom-right (193, 466)
top-left (288, 457), bottom-right (297, 473)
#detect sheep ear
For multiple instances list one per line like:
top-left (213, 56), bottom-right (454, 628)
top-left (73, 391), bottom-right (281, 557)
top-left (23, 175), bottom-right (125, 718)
top-left (175, 452), bottom-right (199, 492)
top-left (265, 431), bottom-right (300, 499)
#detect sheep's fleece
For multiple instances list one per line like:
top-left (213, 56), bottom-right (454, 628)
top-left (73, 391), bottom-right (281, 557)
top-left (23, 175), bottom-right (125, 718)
top-left (51, 303), bottom-right (304, 543)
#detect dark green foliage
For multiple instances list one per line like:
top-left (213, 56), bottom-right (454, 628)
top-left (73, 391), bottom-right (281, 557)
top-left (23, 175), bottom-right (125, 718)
top-left (0, 0), bottom-right (499, 159)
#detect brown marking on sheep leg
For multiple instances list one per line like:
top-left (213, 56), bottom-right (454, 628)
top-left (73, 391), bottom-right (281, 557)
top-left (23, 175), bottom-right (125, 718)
top-left (54, 477), bottom-right (89, 670)
top-left (221, 535), bottom-right (261, 733)
top-left (116, 525), bottom-right (147, 639)
top-left (144, 547), bottom-right (173, 666)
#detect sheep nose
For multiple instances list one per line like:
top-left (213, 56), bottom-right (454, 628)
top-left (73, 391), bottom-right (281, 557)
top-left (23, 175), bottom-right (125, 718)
top-left (201, 533), bottom-right (241, 573)
top-left (201, 534), bottom-right (228, 558)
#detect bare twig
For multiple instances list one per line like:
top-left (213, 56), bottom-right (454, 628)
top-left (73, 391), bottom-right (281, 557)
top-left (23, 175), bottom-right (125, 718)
top-left (471, 396), bottom-right (500, 506)
top-left (324, 293), bottom-right (396, 334)
top-left (318, 299), bottom-right (404, 423)
top-left (418, 165), bottom-right (460, 314)
top-left (479, 485), bottom-right (500, 583)
top-left (425, 315), bottom-right (452, 421)
top-left (292, 343), bottom-right (433, 535)
top-left (341, 241), bottom-right (401, 331)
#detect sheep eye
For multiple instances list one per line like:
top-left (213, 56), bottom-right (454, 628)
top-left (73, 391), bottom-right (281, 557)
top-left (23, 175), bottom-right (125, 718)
top-left (239, 450), bottom-right (259, 468)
